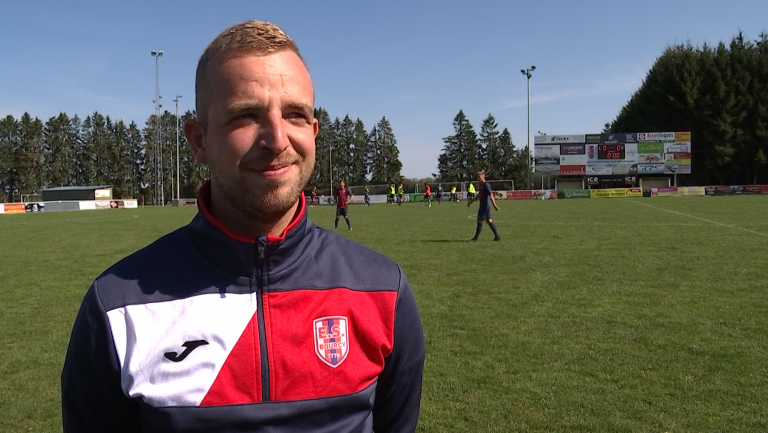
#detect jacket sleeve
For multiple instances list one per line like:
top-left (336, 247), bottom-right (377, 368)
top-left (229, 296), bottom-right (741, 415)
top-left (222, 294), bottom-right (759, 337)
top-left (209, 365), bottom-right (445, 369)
top-left (61, 282), bottom-right (139, 432)
top-left (373, 267), bottom-right (426, 432)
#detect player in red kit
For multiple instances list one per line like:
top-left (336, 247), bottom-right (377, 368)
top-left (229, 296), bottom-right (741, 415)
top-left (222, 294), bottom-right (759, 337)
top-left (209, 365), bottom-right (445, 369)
top-left (334, 180), bottom-right (353, 231)
top-left (423, 183), bottom-right (432, 207)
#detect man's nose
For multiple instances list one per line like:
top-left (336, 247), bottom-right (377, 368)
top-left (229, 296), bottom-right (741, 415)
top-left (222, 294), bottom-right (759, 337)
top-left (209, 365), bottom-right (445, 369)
top-left (257, 111), bottom-right (289, 153)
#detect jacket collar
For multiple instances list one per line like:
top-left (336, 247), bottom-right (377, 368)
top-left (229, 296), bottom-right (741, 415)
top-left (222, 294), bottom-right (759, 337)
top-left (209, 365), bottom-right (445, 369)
top-left (188, 180), bottom-right (311, 276)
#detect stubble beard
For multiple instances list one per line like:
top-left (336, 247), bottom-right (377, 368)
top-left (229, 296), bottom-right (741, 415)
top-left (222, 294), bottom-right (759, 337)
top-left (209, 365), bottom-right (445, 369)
top-left (215, 157), bottom-right (314, 224)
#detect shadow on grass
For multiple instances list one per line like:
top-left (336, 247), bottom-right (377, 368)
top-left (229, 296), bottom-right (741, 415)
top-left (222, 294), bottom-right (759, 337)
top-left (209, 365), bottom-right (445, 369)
top-left (420, 239), bottom-right (470, 243)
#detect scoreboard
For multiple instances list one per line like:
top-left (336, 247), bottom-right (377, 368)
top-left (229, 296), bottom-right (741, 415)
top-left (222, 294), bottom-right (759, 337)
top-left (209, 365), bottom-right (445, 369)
top-left (597, 144), bottom-right (625, 160)
top-left (533, 132), bottom-right (692, 180)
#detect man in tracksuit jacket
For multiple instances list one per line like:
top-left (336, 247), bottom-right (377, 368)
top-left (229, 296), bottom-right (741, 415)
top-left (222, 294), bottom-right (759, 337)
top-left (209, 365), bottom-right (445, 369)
top-left (61, 21), bottom-right (425, 432)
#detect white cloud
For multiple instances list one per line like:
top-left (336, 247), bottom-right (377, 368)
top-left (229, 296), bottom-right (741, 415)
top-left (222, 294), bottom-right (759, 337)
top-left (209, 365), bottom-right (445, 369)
top-left (499, 68), bottom-right (647, 109)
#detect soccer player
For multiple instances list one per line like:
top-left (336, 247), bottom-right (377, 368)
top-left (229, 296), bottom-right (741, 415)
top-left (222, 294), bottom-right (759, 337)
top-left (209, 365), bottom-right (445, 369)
top-left (467, 182), bottom-right (476, 201)
top-left (397, 183), bottom-right (404, 206)
top-left (423, 183), bottom-right (432, 207)
top-left (363, 185), bottom-right (370, 207)
top-left (389, 183), bottom-right (396, 204)
top-left (334, 180), bottom-right (353, 231)
top-left (436, 183), bottom-right (444, 204)
top-left (467, 171), bottom-right (500, 242)
top-left (450, 185), bottom-right (458, 203)
top-left (310, 185), bottom-right (317, 207)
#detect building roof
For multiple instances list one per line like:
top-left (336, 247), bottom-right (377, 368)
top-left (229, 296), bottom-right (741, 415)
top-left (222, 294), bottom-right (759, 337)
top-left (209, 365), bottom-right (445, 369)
top-left (42, 185), bottom-right (113, 192)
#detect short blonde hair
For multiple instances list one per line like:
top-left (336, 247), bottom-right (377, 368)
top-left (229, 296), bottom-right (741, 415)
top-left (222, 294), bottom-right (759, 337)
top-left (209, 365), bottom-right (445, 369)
top-left (195, 21), bottom-right (306, 125)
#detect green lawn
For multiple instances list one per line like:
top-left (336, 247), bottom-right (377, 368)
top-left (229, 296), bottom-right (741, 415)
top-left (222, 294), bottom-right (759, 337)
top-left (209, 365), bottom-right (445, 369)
top-left (1, 197), bottom-right (768, 432)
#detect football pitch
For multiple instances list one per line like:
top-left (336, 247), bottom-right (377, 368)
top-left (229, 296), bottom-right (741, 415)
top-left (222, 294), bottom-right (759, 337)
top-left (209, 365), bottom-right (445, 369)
top-left (1, 196), bottom-right (767, 432)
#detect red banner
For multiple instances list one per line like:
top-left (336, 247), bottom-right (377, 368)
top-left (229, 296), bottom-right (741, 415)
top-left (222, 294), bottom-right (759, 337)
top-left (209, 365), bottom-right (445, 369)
top-left (559, 165), bottom-right (586, 176)
top-left (763, 185), bottom-right (768, 195)
top-left (3, 203), bottom-right (26, 214)
top-left (507, 190), bottom-right (533, 200)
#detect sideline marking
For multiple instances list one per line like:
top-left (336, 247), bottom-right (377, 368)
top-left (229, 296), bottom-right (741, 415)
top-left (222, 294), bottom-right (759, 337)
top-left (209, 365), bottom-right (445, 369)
top-left (626, 200), bottom-right (768, 238)
top-left (466, 215), bottom-right (705, 226)
top-left (0, 214), bottom-right (140, 227)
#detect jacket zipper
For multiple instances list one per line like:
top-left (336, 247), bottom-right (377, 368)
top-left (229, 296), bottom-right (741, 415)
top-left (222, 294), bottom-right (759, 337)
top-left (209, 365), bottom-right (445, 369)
top-left (255, 238), bottom-right (270, 402)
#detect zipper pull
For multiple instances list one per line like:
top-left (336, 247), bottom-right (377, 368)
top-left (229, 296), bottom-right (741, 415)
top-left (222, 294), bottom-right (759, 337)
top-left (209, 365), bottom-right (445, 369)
top-left (256, 238), bottom-right (266, 260)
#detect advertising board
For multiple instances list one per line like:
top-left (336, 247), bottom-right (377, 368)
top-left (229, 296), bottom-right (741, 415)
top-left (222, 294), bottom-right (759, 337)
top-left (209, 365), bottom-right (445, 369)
top-left (585, 134), bottom-right (601, 144)
top-left (2, 203), bottom-right (26, 214)
top-left (559, 165), bottom-right (586, 176)
top-left (560, 155), bottom-right (588, 165)
top-left (741, 185), bottom-right (766, 195)
top-left (534, 134), bottom-right (585, 144)
top-left (586, 164), bottom-right (612, 175)
top-left (560, 144), bottom-right (585, 155)
top-left (600, 132), bottom-right (637, 143)
top-left (610, 163), bottom-right (638, 175)
top-left (651, 187), bottom-right (678, 197)
top-left (534, 131), bottom-right (691, 175)
top-left (563, 189), bottom-right (590, 198)
top-left (589, 188), bottom-right (643, 198)
top-left (507, 190), bottom-right (533, 200)
top-left (638, 164), bottom-right (664, 174)
top-left (637, 142), bottom-right (665, 154)
top-left (532, 190), bottom-right (558, 199)
top-left (637, 132), bottom-right (675, 142)
top-left (677, 187), bottom-right (705, 196)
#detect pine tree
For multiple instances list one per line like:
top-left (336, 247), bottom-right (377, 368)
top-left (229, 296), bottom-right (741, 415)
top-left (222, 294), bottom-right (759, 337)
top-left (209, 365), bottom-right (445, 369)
top-left (43, 113), bottom-right (70, 187)
top-left (478, 114), bottom-right (501, 179)
top-left (498, 128), bottom-right (524, 185)
top-left (0, 115), bottom-right (19, 201)
top-left (126, 121), bottom-right (144, 199)
top-left (437, 110), bottom-right (478, 182)
top-left (310, 108), bottom-right (333, 194)
top-left (368, 117), bottom-right (401, 184)
top-left (330, 117), bottom-right (344, 185)
top-left (609, 32), bottom-right (768, 185)
top-left (338, 115), bottom-right (355, 182)
top-left (16, 113), bottom-right (44, 194)
top-left (351, 119), bottom-right (369, 184)
top-left (178, 110), bottom-right (208, 198)
top-left (68, 115), bottom-right (84, 186)
top-left (142, 114), bottom-right (160, 203)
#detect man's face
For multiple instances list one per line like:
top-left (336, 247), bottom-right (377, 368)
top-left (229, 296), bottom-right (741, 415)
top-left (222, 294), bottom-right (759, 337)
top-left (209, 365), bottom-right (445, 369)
top-left (189, 50), bottom-right (318, 221)
top-left (339, 181), bottom-right (345, 189)
top-left (477, 173), bottom-right (486, 182)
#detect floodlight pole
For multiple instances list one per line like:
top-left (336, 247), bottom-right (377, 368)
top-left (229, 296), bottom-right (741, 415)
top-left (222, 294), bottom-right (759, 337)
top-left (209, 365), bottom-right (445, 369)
top-left (151, 50), bottom-right (164, 206)
top-left (521, 65), bottom-right (536, 189)
top-left (174, 95), bottom-right (182, 201)
top-left (329, 146), bottom-right (333, 198)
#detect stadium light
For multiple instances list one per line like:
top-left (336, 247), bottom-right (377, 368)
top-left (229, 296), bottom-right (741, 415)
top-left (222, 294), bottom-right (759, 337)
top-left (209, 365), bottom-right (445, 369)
top-left (521, 65), bottom-right (536, 189)
top-left (173, 95), bottom-right (182, 202)
top-left (151, 50), bottom-right (164, 205)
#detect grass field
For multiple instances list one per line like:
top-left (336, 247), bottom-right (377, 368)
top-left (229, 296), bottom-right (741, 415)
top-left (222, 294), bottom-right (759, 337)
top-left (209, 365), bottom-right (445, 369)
top-left (1, 196), bottom-right (768, 432)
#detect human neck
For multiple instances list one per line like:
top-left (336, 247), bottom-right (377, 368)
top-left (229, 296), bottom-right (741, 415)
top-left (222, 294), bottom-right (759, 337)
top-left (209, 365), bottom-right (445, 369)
top-left (209, 184), bottom-right (300, 238)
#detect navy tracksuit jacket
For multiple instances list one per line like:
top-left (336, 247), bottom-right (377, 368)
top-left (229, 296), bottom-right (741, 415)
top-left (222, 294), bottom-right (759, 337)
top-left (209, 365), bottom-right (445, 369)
top-left (61, 183), bottom-right (425, 432)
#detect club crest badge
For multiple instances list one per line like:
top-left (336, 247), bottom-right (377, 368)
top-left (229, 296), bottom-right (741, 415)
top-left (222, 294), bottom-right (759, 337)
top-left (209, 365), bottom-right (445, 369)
top-left (314, 316), bottom-right (349, 368)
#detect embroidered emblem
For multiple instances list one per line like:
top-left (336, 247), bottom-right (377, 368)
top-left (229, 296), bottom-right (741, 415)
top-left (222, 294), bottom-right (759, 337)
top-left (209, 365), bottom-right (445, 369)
top-left (313, 316), bottom-right (349, 368)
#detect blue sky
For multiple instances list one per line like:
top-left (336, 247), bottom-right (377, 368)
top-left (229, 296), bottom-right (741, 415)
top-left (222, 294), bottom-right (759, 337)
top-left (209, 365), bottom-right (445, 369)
top-left (1, 0), bottom-right (766, 178)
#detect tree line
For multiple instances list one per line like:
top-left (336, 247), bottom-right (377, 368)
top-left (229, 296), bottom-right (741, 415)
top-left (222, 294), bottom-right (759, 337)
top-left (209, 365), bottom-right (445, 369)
top-left (308, 109), bottom-right (402, 194)
top-left (0, 108), bottom-right (403, 202)
top-left (607, 31), bottom-right (768, 185)
top-left (436, 110), bottom-right (528, 186)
